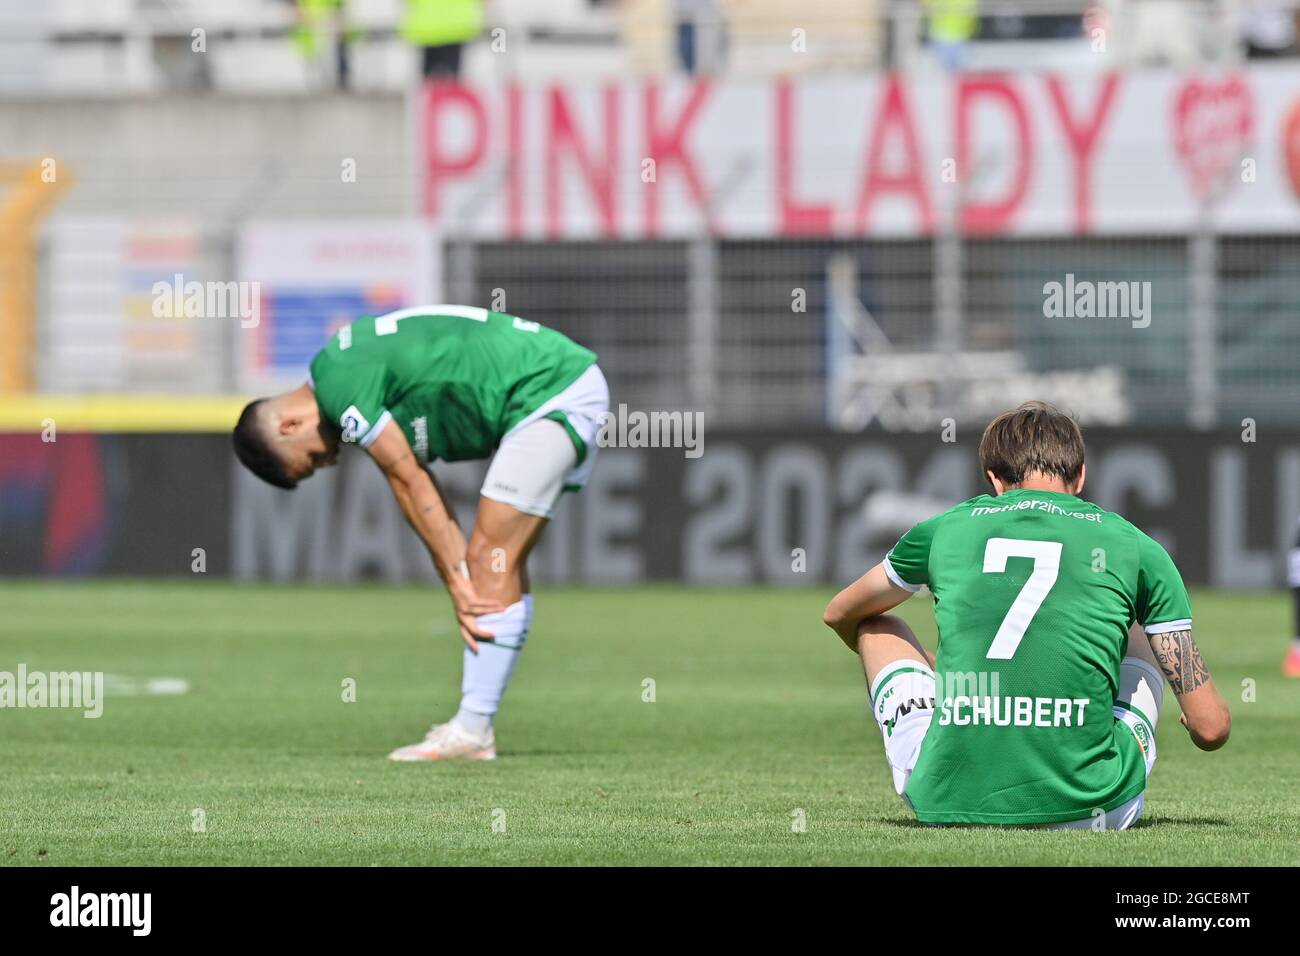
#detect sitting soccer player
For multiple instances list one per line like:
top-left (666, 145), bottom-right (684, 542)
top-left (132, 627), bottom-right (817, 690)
top-left (232, 306), bottom-right (608, 761)
top-left (824, 401), bottom-right (1230, 828)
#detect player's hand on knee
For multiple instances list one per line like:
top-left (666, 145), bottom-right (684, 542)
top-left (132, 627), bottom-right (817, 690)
top-left (456, 609), bottom-right (498, 652)
top-left (449, 576), bottom-right (505, 651)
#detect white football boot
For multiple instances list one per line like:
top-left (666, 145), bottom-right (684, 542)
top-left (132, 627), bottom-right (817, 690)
top-left (387, 721), bottom-right (496, 762)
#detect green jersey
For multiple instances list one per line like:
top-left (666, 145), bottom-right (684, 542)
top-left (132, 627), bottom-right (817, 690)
top-left (884, 489), bottom-right (1191, 825)
top-left (308, 306), bottom-right (597, 463)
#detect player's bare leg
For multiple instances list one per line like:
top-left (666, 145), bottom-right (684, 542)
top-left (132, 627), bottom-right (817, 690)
top-left (388, 498), bottom-right (549, 762)
top-left (465, 496), bottom-right (549, 606)
top-left (856, 614), bottom-right (935, 689)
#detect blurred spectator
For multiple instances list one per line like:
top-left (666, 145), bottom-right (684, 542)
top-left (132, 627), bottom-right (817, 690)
top-left (401, 0), bottom-right (485, 79)
top-left (1122, 0), bottom-right (1198, 66)
top-left (923, 0), bottom-right (978, 70)
top-left (674, 0), bottom-right (727, 74)
top-left (1241, 1), bottom-right (1298, 58)
top-left (290, 0), bottom-right (355, 89)
top-left (981, 8), bottom-right (1082, 41)
top-left (153, 31), bottom-right (213, 93)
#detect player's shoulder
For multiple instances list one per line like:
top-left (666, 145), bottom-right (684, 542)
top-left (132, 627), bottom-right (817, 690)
top-left (1081, 501), bottom-right (1155, 541)
top-left (308, 336), bottom-right (337, 377)
top-left (1071, 502), bottom-right (1178, 572)
top-left (931, 492), bottom-right (1151, 541)
top-left (904, 495), bottom-right (995, 537)
top-left (308, 330), bottom-right (350, 384)
top-left (935, 495), bottom-right (990, 521)
top-left (1106, 512), bottom-right (1175, 568)
top-left (308, 319), bottom-right (392, 398)
top-left (930, 493), bottom-right (1034, 523)
top-left (956, 491), bottom-right (1120, 525)
top-left (310, 313), bottom-right (386, 367)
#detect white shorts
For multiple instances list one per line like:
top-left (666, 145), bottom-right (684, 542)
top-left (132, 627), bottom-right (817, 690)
top-left (870, 656), bottom-right (1163, 831)
top-left (480, 363), bottom-right (609, 519)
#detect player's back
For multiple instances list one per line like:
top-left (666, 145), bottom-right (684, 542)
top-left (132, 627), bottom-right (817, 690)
top-left (319, 307), bottom-right (593, 396)
top-left (309, 306), bottom-right (596, 461)
top-left (884, 489), bottom-right (1189, 825)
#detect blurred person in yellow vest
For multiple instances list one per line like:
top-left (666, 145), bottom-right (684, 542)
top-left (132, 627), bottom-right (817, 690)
top-left (291, 0), bottom-right (358, 89)
top-left (923, 0), bottom-right (978, 70)
top-left (401, 0), bottom-right (484, 79)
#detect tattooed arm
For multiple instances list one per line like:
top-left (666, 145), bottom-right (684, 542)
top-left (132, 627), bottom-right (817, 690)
top-left (1148, 628), bottom-right (1231, 751)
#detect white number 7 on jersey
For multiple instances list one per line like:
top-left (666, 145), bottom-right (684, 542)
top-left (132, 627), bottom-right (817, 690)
top-left (982, 538), bottom-right (1062, 659)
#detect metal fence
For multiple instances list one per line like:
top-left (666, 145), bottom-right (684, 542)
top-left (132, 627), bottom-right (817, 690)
top-left (32, 226), bottom-right (1300, 431)
top-left (454, 232), bottom-right (1300, 431)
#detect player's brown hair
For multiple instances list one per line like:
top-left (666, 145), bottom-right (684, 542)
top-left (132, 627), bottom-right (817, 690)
top-left (978, 401), bottom-right (1085, 489)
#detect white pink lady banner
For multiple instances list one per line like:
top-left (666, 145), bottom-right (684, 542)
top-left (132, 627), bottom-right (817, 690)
top-left (416, 65), bottom-right (1300, 239)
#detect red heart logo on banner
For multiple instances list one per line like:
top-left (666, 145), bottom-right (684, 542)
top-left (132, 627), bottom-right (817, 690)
top-left (1172, 75), bottom-right (1254, 201)
top-left (1284, 98), bottom-right (1300, 200)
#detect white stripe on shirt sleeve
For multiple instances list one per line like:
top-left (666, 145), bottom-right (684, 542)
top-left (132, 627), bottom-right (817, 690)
top-left (359, 409), bottom-right (393, 449)
top-left (1143, 618), bottom-right (1192, 635)
top-left (882, 556), bottom-right (923, 593)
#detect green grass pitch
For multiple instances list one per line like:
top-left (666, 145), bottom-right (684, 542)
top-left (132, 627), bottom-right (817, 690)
top-left (0, 581), bottom-right (1296, 866)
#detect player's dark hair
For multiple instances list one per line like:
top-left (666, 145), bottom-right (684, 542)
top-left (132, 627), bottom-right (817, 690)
top-left (232, 400), bottom-right (298, 490)
top-left (979, 401), bottom-right (1085, 490)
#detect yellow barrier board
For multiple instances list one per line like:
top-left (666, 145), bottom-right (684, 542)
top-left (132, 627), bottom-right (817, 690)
top-left (0, 395), bottom-right (248, 432)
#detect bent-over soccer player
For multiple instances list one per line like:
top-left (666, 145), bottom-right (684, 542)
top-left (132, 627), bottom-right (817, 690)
top-left (824, 402), bottom-right (1231, 828)
top-left (233, 305), bottom-right (609, 761)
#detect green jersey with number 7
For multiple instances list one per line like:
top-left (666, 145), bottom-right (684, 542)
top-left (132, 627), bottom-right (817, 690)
top-left (883, 489), bottom-right (1192, 824)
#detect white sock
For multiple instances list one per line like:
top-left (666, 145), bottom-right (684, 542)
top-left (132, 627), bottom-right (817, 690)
top-left (1118, 656), bottom-right (1164, 731)
top-left (452, 708), bottom-right (492, 736)
top-left (456, 594), bottom-right (533, 728)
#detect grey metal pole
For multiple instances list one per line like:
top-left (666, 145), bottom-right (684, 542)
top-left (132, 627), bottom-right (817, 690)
top-left (445, 239), bottom-right (478, 308)
top-left (1187, 215), bottom-right (1218, 430)
top-left (219, 228), bottom-right (240, 393)
top-left (687, 235), bottom-right (718, 419)
top-left (934, 178), bottom-right (964, 418)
